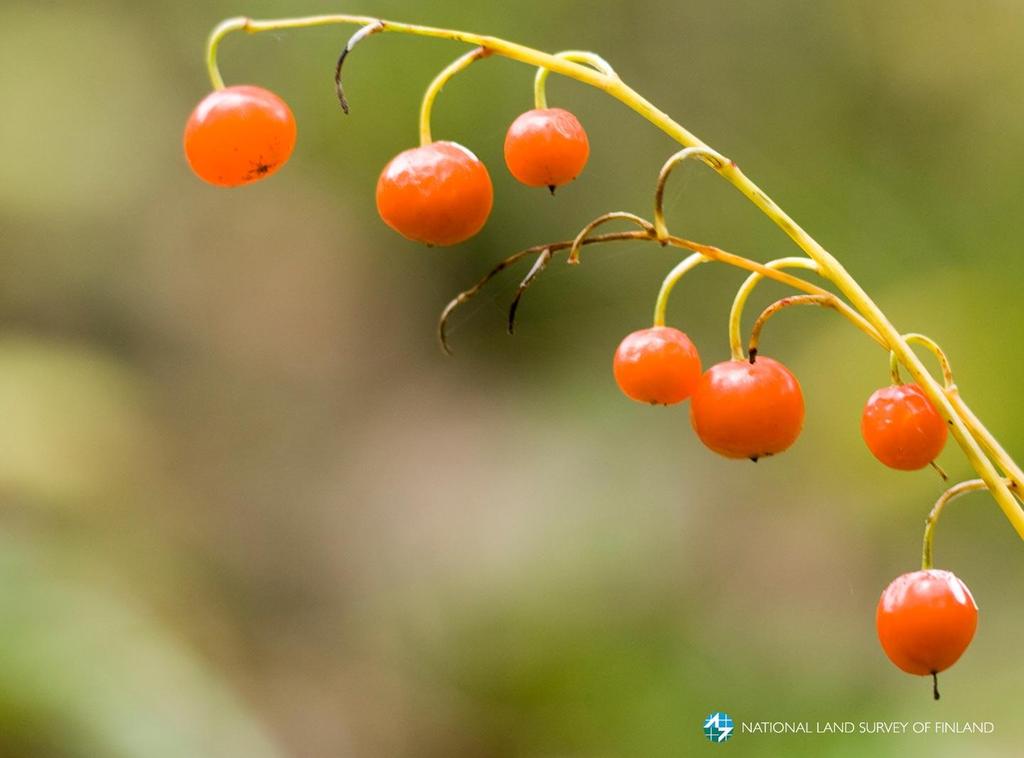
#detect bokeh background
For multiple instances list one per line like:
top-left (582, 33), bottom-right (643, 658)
top-left (3, 0), bottom-right (1024, 755)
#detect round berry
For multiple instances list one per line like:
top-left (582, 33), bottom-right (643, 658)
top-left (876, 569), bottom-right (977, 677)
top-left (861, 384), bottom-right (948, 470)
top-left (504, 108), bottom-right (589, 189)
top-left (376, 141), bottom-right (493, 246)
top-left (184, 85), bottom-right (297, 187)
top-left (689, 357), bottom-right (804, 460)
top-left (613, 327), bottom-right (702, 405)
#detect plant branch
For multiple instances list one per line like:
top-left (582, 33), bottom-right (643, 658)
top-left (206, 12), bottom-right (1024, 541)
top-left (437, 230), bottom-right (650, 355)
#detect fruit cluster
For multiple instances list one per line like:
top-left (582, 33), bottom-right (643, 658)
top-left (184, 85), bottom-right (588, 246)
top-left (186, 18), bottom-right (1008, 700)
top-left (611, 323), bottom-right (973, 697)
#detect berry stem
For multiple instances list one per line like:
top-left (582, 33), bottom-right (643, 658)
top-left (652, 253), bottom-right (708, 327)
top-left (420, 47), bottom-right (492, 146)
top-left (889, 351), bottom-right (903, 384)
top-left (922, 478), bottom-right (991, 570)
top-left (659, 249), bottom-right (835, 333)
top-left (652, 147), bottom-right (729, 240)
top-left (567, 212), bottom-right (655, 264)
top-left (727, 258), bottom-right (824, 360)
top-left (903, 333), bottom-right (955, 388)
top-left (534, 51), bottom-right (617, 110)
top-left (745, 294), bottom-right (884, 357)
top-left (205, 13), bottom-right (1024, 541)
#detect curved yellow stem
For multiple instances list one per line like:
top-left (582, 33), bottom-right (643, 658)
top-left (728, 258), bottom-right (824, 361)
top-left (904, 333), bottom-right (955, 388)
top-left (653, 146), bottom-right (728, 240)
top-left (746, 294), bottom-right (885, 359)
top-left (204, 13), bottom-right (1024, 541)
top-left (889, 350), bottom-right (902, 384)
top-left (534, 51), bottom-right (617, 109)
top-left (419, 47), bottom-right (492, 145)
top-left (653, 239), bottom-right (833, 329)
top-left (922, 479), bottom-right (992, 569)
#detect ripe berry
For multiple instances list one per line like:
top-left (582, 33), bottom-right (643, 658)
top-left (689, 357), bottom-right (804, 460)
top-left (861, 384), bottom-right (948, 470)
top-left (613, 327), bottom-right (702, 405)
top-left (504, 108), bottom-right (589, 190)
top-left (876, 569), bottom-right (978, 696)
top-left (376, 141), bottom-right (493, 246)
top-left (184, 85), bottom-right (297, 187)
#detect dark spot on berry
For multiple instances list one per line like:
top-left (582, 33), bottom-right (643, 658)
top-left (750, 455), bottom-right (759, 463)
top-left (246, 157), bottom-right (277, 180)
top-left (548, 185), bottom-right (556, 195)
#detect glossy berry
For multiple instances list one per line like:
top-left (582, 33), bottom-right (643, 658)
top-left (376, 141), bottom-right (493, 246)
top-left (877, 570), bottom-right (977, 683)
top-left (689, 357), bottom-right (804, 460)
top-left (184, 85), bottom-right (297, 187)
top-left (613, 327), bottom-right (702, 405)
top-left (861, 384), bottom-right (948, 470)
top-left (504, 108), bottom-right (590, 189)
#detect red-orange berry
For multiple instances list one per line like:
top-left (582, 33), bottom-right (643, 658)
top-left (689, 357), bottom-right (804, 460)
top-left (861, 384), bottom-right (948, 470)
top-left (876, 570), bottom-right (977, 686)
top-left (376, 141), bottom-right (493, 246)
top-left (504, 108), bottom-right (589, 189)
top-left (184, 85), bottom-right (297, 187)
top-left (613, 327), bottom-right (702, 405)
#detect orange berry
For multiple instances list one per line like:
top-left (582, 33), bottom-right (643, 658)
top-left (184, 85), bottom-right (297, 187)
top-left (613, 327), bottom-right (702, 405)
top-left (861, 384), bottom-right (948, 470)
top-left (376, 141), bottom-right (493, 246)
top-left (877, 569), bottom-right (978, 678)
top-left (689, 357), bottom-right (804, 460)
top-left (504, 108), bottom-right (589, 189)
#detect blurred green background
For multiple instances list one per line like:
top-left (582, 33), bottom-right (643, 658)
top-left (3, 0), bottom-right (1024, 755)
